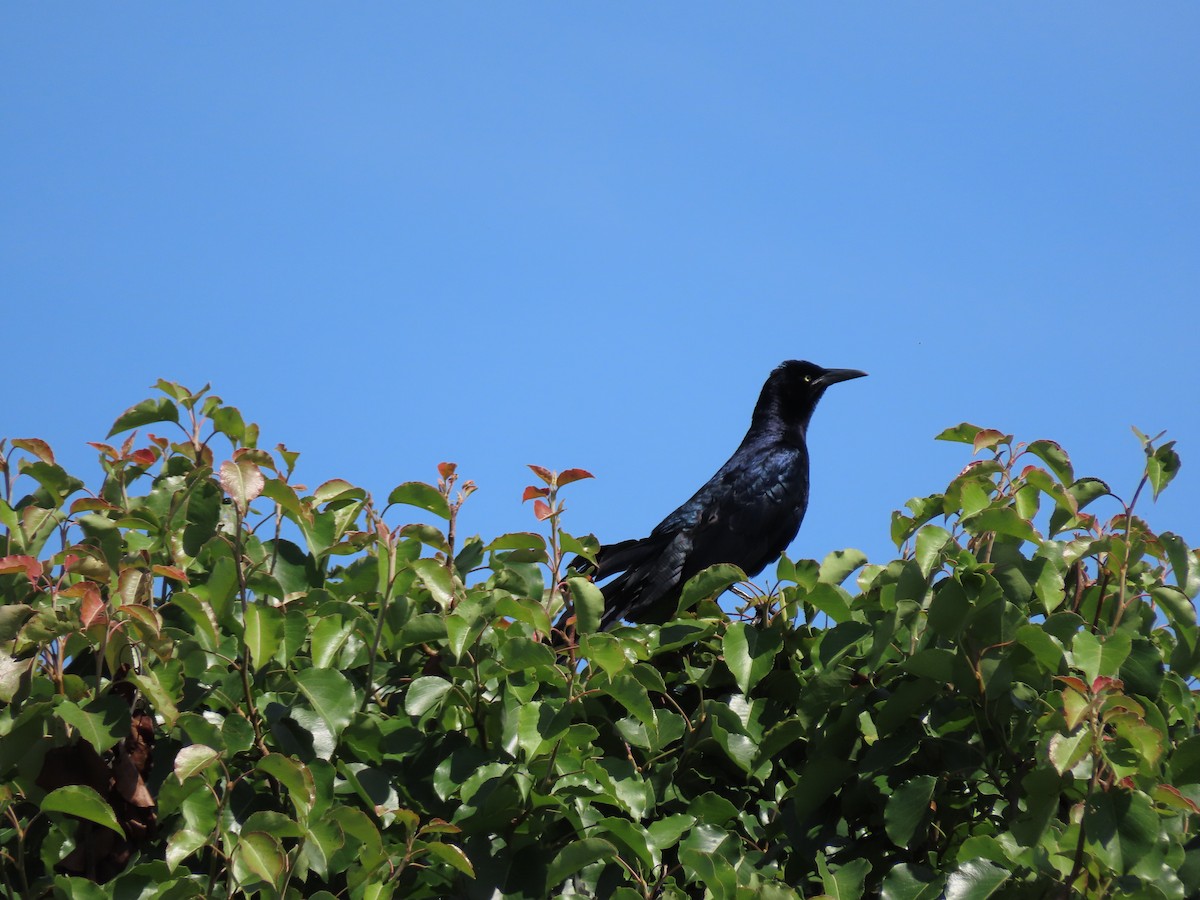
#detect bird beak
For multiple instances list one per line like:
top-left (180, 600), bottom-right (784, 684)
top-left (817, 368), bottom-right (868, 387)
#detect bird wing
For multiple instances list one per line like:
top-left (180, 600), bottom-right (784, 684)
top-left (674, 442), bottom-right (808, 583)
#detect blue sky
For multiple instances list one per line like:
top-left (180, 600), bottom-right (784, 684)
top-left (3, 5), bottom-right (1197, 579)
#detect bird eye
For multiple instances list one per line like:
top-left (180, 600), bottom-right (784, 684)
top-left (802, 375), bottom-right (812, 383)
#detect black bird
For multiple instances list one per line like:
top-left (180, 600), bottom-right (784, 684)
top-left (569, 360), bottom-right (866, 630)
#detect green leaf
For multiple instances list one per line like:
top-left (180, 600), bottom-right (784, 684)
top-left (807, 582), bottom-right (854, 624)
top-left (1146, 439), bottom-right (1181, 500)
top-left (962, 507), bottom-right (1038, 543)
top-left (567, 575), bottom-right (604, 636)
top-left (935, 423), bottom-right (989, 444)
top-left (166, 829), bottom-right (209, 872)
top-left (1153, 585), bottom-right (1197, 631)
top-left (1098, 631), bottom-right (1132, 677)
top-left (244, 602), bottom-right (283, 668)
top-left (1161, 532), bottom-right (1200, 599)
top-left (944, 860), bottom-right (1010, 899)
top-left (880, 864), bottom-right (945, 900)
top-left (405, 676), bottom-right (453, 718)
top-left (914, 526), bottom-right (952, 577)
top-left (1072, 630), bottom-right (1102, 683)
top-left (901, 649), bottom-right (957, 684)
top-left (422, 841), bottom-right (475, 877)
top-left (56, 695), bottom-right (131, 754)
top-left (885, 775), bottom-right (936, 847)
top-left (1083, 789), bottom-right (1158, 874)
top-left (257, 754), bottom-right (316, 817)
top-left (818, 621), bottom-right (871, 668)
top-left (0, 651), bottom-right (32, 704)
top-left (41, 785), bottom-right (124, 836)
top-left (1015, 625), bottom-right (1064, 673)
top-left (293, 668), bottom-right (356, 739)
top-left (125, 670), bottom-right (180, 729)
top-left (547, 838), bottom-right (618, 887)
top-left (1026, 440), bottom-right (1074, 484)
top-left (600, 672), bottom-right (655, 726)
top-left (723, 621), bottom-right (782, 694)
top-left (387, 482), bottom-right (451, 520)
top-left (411, 558), bottom-right (457, 608)
top-left (1049, 730), bottom-right (1092, 775)
top-left (486, 532), bottom-right (547, 551)
top-left (677, 563), bottom-right (745, 615)
top-left (818, 853), bottom-right (871, 900)
top-left (819, 548), bottom-right (868, 585)
top-left (234, 830), bottom-right (286, 886)
top-left (108, 396), bottom-right (180, 437)
top-left (175, 744), bottom-right (221, 780)
top-left (0, 604), bottom-right (34, 643)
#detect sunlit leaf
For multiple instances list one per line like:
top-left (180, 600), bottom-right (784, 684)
top-left (109, 396), bottom-right (180, 437)
top-left (387, 482), bottom-right (451, 520)
top-left (41, 785), bottom-right (125, 836)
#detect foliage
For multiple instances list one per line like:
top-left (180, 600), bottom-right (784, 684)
top-left (1, 383), bottom-right (1197, 899)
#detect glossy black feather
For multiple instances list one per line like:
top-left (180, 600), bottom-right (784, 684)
top-left (567, 360), bottom-right (865, 630)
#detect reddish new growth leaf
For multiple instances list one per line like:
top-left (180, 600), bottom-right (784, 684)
top-left (219, 459), bottom-right (266, 514)
top-left (527, 464), bottom-right (555, 486)
top-left (130, 449), bottom-right (157, 467)
top-left (81, 584), bottom-right (107, 628)
top-left (0, 555), bottom-right (43, 584)
top-left (1091, 676), bottom-right (1122, 695)
top-left (438, 462), bottom-right (457, 480)
top-left (70, 498), bottom-right (119, 515)
top-left (12, 437), bottom-right (55, 465)
top-left (972, 429), bottom-right (1009, 454)
top-left (234, 447), bottom-right (277, 472)
top-left (556, 468), bottom-right (594, 487)
top-left (152, 565), bottom-right (189, 584)
top-left (523, 485), bottom-right (550, 502)
top-left (533, 500), bottom-right (554, 521)
top-left (1056, 675), bottom-right (1089, 696)
top-left (88, 442), bottom-right (119, 461)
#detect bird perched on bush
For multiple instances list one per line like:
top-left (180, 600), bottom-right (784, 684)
top-left (566, 360), bottom-right (866, 631)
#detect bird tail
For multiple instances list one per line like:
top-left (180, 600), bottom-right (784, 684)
top-left (556, 536), bottom-right (668, 637)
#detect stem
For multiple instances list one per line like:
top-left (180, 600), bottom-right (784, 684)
top-left (363, 536), bottom-right (396, 713)
top-left (231, 507), bottom-right (266, 753)
top-left (1110, 476), bottom-right (1146, 631)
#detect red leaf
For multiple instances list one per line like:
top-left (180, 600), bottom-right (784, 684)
top-left (1091, 676), bottom-right (1122, 695)
top-left (0, 555), bottom-right (42, 582)
top-left (88, 442), bottom-right (118, 460)
top-left (527, 464), bottom-right (554, 486)
top-left (120, 431), bottom-right (137, 458)
top-left (152, 565), bottom-right (189, 583)
top-left (1056, 676), bottom-right (1089, 696)
top-left (234, 448), bottom-right (277, 471)
top-left (69, 497), bottom-right (119, 515)
top-left (533, 500), bottom-right (553, 521)
top-left (522, 485), bottom-right (550, 502)
top-left (438, 462), bottom-right (457, 479)
top-left (219, 459), bottom-right (266, 514)
top-left (972, 429), bottom-right (1009, 454)
top-left (557, 468), bottom-right (594, 487)
top-left (130, 449), bottom-right (157, 466)
top-left (80, 584), bottom-right (107, 627)
top-left (147, 433), bottom-right (169, 449)
top-left (12, 438), bottom-right (55, 465)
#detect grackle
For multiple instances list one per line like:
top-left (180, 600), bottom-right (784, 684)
top-left (567, 360), bottom-right (866, 630)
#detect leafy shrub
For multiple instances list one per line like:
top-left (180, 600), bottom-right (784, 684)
top-left (1, 383), bottom-right (1197, 899)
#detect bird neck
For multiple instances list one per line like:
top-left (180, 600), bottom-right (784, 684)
top-left (749, 392), bottom-right (816, 443)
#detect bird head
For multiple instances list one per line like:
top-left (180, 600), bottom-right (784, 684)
top-left (753, 360), bottom-right (867, 431)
